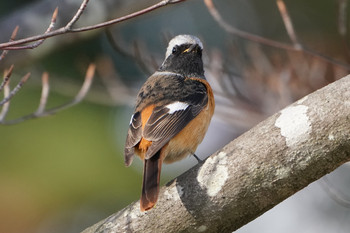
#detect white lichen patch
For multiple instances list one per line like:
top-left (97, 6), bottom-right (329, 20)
top-left (275, 166), bottom-right (292, 180)
top-left (328, 134), bottom-right (335, 141)
top-left (197, 225), bottom-right (208, 232)
top-left (275, 105), bottom-right (311, 147)
top-left (164, 184), bottom-right (184, 201)
top-left (197, 152), bottom-right (228, 197)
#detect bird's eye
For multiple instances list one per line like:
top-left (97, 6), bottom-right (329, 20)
top-left (172, 47), bottom-right (178, 54)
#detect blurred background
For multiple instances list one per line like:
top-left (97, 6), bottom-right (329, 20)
top-left (0, 0), bottom-right (350, 232)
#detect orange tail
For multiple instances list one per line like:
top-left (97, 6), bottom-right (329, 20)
top-left (140, 151), bottom-right (162, 211)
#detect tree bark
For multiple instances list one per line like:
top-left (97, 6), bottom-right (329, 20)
top-left (82, 75), bottom-right (350, 233)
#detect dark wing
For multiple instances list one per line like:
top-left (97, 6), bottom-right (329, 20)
top-left (143, 91), bottom-right (207, 159)
top-left (125, 72), bottom-right (208, 161)
top-left (124, 112), bottom-right (142, 166)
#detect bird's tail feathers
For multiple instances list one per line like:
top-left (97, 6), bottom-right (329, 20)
top-left (140, 150), bottom-right (162, 211)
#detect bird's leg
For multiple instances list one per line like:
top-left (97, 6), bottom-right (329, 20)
top-left (192, 153), bottom-right (202, 163)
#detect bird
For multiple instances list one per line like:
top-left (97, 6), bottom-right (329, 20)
top-left (124, 34), bottom-right (215, 211)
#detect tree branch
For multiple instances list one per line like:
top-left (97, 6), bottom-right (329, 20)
top-left (82, 75), bottom-right (350, 233)
top-left (0, 26), bottom-right (19, 61)
top-left (276, 0), bottom-right (302, 49)
top-left (0, 0), bottom-right (186, 50)
top-left (5, 8), bottom-right (58, 50)
top-left (0, 64), bottom-right (95, 125)
top-left (203, 0), bottom-right (350, 70)
top-left (0, 66), bottom-right (31, 107)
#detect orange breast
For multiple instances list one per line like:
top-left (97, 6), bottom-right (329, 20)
top-left (135, 78), bottom-right (215, 164)
top-left (162, 78), bottom-right (215, 164)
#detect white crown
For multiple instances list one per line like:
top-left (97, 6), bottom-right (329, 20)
top-left (165, 35), bottom-right (203, 58)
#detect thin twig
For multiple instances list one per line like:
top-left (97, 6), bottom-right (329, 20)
top-left (34, 63), bottom-right (95, 115)
top-left (276, 0), bottom-right (302, 49)
top-left (1, 64), bottom-right (95, 125)
top-left (337, 0), bottom-right (348, 36)
top-left (65, 0), bottom-right (89, 30)
top-left (35, 72), bottom-right (50, 115)
top-left (72, 63), bottom-right (95, 104)
top-left (0, 0), bottom-right (186, 50)
top-left (203, 0), bottom-right (350, 70)
top-left (68, 0), bottom-right (185, 33)
top-left (0, 26), bottom-right (19, 61)
top-left (203, 0), bottom-right (296, 51)
top-left (4, 8), bottom-right (58, 50)
top-left (0, 73), bottom-right (31, 106)
top-left (0, 75), bottom-right (11, 122)
top-left (0, 65), bottom-right (14, 92)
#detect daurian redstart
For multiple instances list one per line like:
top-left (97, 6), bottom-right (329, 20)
top-left (124, 35), bottom-right (215, 211)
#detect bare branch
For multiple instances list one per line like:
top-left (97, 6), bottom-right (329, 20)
top-left (337, 0), bottom-right (348, 36)
top-left (65, 0), bottom-right (89, 30)
top-left (72, 63), bottom-right (95, 104)
top-left (34, 63), bottom-right (95, 116)
top-left (276, 0), bottom-right (302, 49)
top-left (0, 64), bottom-right (95, 125)
top-left (4, 7), bottom-right (58, 50)
top-left (36, 63), bottom-right (95, 116)
top-left (0, 26), bottom-right (19, 61)
top-left (0, 72), bottom-right (30, 106)
top-left (203, 0), bottom-right (297, 51)
top-left (68, 0), bottom-right (186, 33)
top-left (82, 75), bottom-right (350, 233)
top-left (0, 0), bottom-right (186, 50)
top-left (0, 65), bottom-right (14, 92)
top-left (35, 72), bottom-right (50, 115)
top-left (203, 0), bottom-right (350, 70)
top-left (0, 72), bottom-right (11, 122)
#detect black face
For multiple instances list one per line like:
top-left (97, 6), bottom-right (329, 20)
top-left (159, 43), bottom-right (204, 77)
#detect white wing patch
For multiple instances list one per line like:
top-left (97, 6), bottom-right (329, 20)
top-left (129, 114), bottom-right (134, 125)
top-left (129, 114), bottom-right (135, 125)
top-left (166, 101), bottom-right (189, 114)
